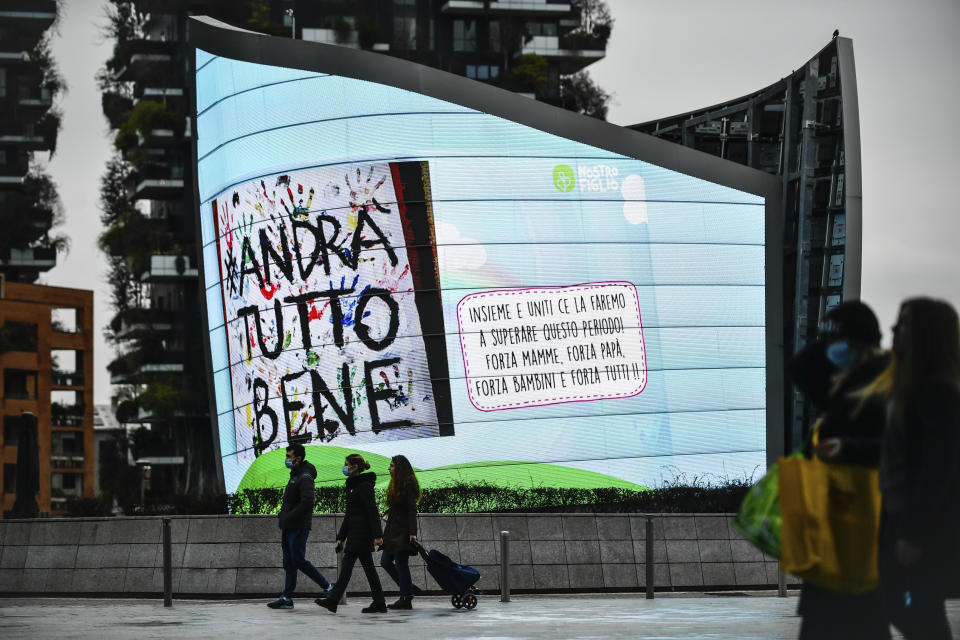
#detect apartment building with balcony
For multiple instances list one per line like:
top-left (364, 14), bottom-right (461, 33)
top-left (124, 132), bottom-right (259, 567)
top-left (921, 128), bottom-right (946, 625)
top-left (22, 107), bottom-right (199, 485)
top-left (0, 0), bottom-right (64, 282)
top-left (0, 281), bottom-right (94, 517)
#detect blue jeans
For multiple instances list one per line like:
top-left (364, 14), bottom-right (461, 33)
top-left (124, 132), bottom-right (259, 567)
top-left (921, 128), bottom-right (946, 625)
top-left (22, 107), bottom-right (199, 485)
top-left (281, 529), bottom-right (329, 599)
top-left (328, 549), bottom-right (384, 604)
top-left (380, 550), bottom-right (412, 597)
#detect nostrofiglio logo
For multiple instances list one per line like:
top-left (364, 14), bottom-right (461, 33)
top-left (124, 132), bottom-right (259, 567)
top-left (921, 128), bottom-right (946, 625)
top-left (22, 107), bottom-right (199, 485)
top-left (553, 164), bottom-right (576, 193)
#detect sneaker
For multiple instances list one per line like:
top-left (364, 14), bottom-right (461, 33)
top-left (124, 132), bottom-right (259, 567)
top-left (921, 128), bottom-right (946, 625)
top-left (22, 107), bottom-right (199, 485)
top-left (314, 597), bottom-right (338, 613)
top-left (267, 597), bottom-right (293, 610)
top-left (387, 596), bottom-right (412, 610)
top-left (362, 601), bottom-right (388, 614)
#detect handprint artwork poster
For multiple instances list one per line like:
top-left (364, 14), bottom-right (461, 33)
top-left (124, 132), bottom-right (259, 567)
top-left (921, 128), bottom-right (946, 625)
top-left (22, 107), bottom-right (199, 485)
top-left (212, 161), bottom-right (453, 461)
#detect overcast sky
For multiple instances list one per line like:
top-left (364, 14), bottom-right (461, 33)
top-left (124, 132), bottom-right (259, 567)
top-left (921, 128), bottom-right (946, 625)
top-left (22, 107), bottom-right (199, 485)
top-left (40, 0), bottom-right (960, 405)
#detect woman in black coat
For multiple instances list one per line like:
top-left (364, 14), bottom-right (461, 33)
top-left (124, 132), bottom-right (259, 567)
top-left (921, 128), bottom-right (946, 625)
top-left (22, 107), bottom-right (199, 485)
top-left (787, 301), bottom-right (891, 640)
top-left (873, 298), bottom-right (960, 640)
top-left (380, 455), bottom-right (421, 609)
top-left (315, 453), bottom-right (387, 614)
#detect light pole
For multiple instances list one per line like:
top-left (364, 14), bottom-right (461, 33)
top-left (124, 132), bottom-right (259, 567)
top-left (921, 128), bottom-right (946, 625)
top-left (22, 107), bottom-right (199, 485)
top-left (285, 9), bottom-right (295, 39)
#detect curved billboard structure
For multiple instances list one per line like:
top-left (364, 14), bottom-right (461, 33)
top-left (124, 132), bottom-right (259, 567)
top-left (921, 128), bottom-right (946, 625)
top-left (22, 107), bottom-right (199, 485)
top-left (630, 37), bottom-right (862, 450)
top-left (189, 17), bottom-right (782, 494)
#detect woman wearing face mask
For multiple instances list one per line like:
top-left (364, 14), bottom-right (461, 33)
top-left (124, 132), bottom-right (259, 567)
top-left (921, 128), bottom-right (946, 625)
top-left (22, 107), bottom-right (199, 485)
top-left (380, 455), bottom-right (422, 609)
top-left (786, 301), bottom-right (891, 640)
top-left (871, 298), bottom-right (960, 640)
top-left (315, 453), bottom-right (387, 614)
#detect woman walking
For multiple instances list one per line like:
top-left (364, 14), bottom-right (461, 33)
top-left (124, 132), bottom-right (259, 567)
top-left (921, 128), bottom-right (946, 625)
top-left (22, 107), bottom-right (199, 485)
top-left (873, 298), bottom-right (960, 639)
top-left (315, 453), bottom-right (387, 614)
top-left (380, 455), bottom-right (421, 609)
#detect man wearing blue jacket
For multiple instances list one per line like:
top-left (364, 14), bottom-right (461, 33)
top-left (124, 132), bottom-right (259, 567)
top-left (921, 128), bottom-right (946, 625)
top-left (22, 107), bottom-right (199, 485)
top-left (267, 443), bottom-right (331, 609)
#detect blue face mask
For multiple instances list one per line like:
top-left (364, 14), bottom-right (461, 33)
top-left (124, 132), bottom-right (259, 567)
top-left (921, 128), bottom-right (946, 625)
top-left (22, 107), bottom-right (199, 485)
top-left (285, 458), bottom-right (294, 469)
top-left (825, 340), bottom-right (858, 370)
top-left (342, 465), bottom-right (352, 476)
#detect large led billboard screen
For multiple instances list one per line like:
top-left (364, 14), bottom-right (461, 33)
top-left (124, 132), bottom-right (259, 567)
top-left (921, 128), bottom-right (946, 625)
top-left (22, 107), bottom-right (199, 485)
top-left (191, 18), bottom-right (782, 494)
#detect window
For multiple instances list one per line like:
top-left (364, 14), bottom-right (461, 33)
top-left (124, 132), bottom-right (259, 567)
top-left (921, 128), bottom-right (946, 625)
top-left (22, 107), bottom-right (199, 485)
top-left (3, 369), bottom-right (38, 400)
top-left (489, 20), bottom-right (501, 52)
top-left (429, 19), bottom-right (435, 50)
top-left (525, 22), bottom-right (557, 37)
top-left (3, 415), bottom-right (20, 446)
top-left (465, 65), bottom-right (476, 79)
top-left (453, 20), bottom-right (476, 52)
top-left (51, 471), bottom-right (83, 497)
top-left (3, 464), bottom-right (15, 494)
top-left (0, 321), bottom-right (38, 352)
top-left (477, 65), bottom-right (489, 80)
top-left (0, 149), bottom-right (6, 165)
top-left (0, 68), bottom-right (6, 99)
top-left (393, 17), bottom-right (417, 50)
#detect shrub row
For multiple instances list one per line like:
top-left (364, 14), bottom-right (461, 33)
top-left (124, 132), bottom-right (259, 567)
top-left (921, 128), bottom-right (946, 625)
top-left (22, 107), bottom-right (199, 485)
top-left (65, 481), bottom-right (750, 517)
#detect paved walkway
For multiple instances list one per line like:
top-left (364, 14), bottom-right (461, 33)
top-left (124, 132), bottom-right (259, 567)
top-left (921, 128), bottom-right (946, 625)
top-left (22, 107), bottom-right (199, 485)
top-left (1, 593), bottom-right (957, 639)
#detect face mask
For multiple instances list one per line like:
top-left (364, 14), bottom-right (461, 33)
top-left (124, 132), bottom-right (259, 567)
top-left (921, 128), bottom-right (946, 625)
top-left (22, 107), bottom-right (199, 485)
top-left (285, 458), bottom-right (294, 469)
top-left (342, 465), bottom-right (352, 476)
top-left (825, 340), bottom-right (858, 370)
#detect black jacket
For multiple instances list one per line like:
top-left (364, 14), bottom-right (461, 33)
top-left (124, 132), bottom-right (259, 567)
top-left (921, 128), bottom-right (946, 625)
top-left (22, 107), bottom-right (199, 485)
top-left (880, 376), bottom-right (960, 552)
top-left (337, 472), bottom-right (382, 553)
top-left (805, 351), bottom-right (890, 465)
top-left (278, 460), bottom-right (316, 531)
top-left (381, 492), bottom-right (418, 555)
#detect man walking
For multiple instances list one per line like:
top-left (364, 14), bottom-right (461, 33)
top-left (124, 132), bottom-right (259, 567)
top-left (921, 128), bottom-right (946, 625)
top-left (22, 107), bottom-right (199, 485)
top-left (267, 443), bottom-right (331, 609)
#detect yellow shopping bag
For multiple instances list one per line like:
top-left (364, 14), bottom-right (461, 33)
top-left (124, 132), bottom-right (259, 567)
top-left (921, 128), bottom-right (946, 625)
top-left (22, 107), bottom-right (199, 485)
top-left (778, 445), bottom-right (881, 593)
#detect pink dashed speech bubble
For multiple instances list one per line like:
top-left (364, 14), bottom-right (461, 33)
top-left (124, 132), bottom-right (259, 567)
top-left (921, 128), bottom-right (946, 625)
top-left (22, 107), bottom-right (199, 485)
top-left (456, 282), bottom-right (647, 412)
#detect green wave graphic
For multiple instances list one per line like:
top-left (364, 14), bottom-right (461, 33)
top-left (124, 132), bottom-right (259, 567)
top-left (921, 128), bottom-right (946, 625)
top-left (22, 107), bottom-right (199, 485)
top-left (236, 445), bottom-right (644, 492)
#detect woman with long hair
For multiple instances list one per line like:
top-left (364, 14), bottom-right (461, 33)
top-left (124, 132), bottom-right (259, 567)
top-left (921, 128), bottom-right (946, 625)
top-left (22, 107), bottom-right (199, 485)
top-left (315, 453), bottom-right (387, 614)
top-left (380, 455), bottom-right (422, 609)
top-left (871, 298), bottom-right (960, 639)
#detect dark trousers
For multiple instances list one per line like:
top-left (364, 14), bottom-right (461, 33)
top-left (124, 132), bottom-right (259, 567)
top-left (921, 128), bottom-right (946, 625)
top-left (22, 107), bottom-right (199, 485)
top-left (797, 583), bottom-right (890, 640)
top-left (329, 549), bottom-right (385, 603)
top-left (281, 529), bottom-right (329, 599)
top-left (879, 511), bottom-right (954, 640)
top-left (380, 550), bottom-right (412, 597)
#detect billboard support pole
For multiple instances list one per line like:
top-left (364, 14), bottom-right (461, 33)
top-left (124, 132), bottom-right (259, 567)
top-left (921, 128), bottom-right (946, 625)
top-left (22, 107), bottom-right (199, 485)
top-left (645, 517), bottom-right (655, 599)
top-left (162, 518), bottom-right (172, 607)
top-left (499, 530), bottom-right (511, 602)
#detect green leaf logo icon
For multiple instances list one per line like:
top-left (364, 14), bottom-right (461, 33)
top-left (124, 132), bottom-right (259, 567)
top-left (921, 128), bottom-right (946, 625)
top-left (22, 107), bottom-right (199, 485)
top-left (553, 164), bottom-right (576, 193)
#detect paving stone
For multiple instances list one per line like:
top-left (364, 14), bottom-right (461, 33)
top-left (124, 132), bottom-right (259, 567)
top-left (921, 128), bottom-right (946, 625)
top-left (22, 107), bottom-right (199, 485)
top-left (187, 518), bottom-right (222, 544)
top-left (662, 516), bottom-right (697, 540)
top-left (458, 540), bottom-right (496, 565)
top-left (629, 515), bottom-right (663, 541)
top-left (632, 538), bottom-right (667, 563)
top-left (665, 540), bottom-right (700, 563)
top-left (127, 544), bottom-right (159, 568)
top-left (417, 515), bottom-right (458, 542)
top-left (595, 516), bottom-right (631, 540)
top-left (694, 515), bottom-right (730, 540)
top-left (493, 538), bottom-right (532, 565)
top-left (698, 539), bottom-right (733, 563)
top-left (669, 562), bottom-right (704, 587)
top-left (42, 568), bottom-right (75, 592)
top-left (506, 563), bottom-right (535, 590)
top-left (456, 515), bottom-right (493, 540)
top-left (730, 538), bottom-right (765, 562)
top-left (122, 567), bottom-right (156, 593)
top-left (701, 563), bottom-right (736, 586)
top-left (236, 567), bottom-right (276, 594)
top-left (533, 564), bottom-right (569, 589)
top-left (564, 540), bottom-right (601, 564)
top-left (72, 568), bottom-right (125, 593)
top-left (567, 563), bottom-right (604, 589)
top-left (527, 516), bottom-right (563, 541)
top-left (734, 562), bottom-right (767, 586)
top-left (530, 540), bottom-right (565, 565)
top-left (491, 515), bottom-right (529, 540)
top-left (602, 563), bottom-right (639, 589)
top-left (561, 516), bottom-right (598, 540)
top-left (0, 544), bottom-right (28, 569)
top-left (599, 540), bottom-right (634, 564)
top-left (239, 517), bottom-right (279, 544)
top-left (25, 545), bottom-right (78, 569)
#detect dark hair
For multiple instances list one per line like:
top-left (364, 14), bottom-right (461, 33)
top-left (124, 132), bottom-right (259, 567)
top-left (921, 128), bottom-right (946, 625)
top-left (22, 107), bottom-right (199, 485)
top-left (862, 297), bottom-right (960, 424)
top-left (345, 453), bottom-right (370, 471)
top-left (387, 455), bottom-right (420, 505)
top-left (286, 443), bottom-right (306, 460)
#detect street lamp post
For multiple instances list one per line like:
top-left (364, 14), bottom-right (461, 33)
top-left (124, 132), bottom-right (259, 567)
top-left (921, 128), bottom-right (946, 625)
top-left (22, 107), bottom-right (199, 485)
top-left (285, 9), bottom-right (295, 39)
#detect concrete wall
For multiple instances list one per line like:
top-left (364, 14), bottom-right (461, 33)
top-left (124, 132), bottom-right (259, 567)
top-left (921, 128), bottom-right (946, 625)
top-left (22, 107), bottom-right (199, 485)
top-left (0, 514), bottom-right (796, 596)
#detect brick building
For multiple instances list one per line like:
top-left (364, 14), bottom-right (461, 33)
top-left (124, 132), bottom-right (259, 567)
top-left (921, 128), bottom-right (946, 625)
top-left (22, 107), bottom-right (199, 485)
top-left (0, 281), bottom-right (94, 516)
